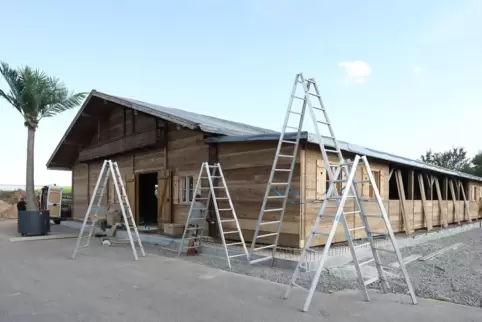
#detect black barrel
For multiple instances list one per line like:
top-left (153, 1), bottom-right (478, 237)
top-left (17, 210), bottom-right (51, 236)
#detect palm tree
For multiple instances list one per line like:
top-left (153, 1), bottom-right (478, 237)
top-left (0, 61), bottom-right (86, 210)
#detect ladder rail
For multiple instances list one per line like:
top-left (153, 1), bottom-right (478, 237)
top-left (249, 74), bottom-right (301, 259)
top-left (361, 156), bottom-right (417, 303)
top-left (72, 160), bottom-right (109, 259)
top-left (283, 164), bottom-right (344, 298)
top-left (216, 163), bottom-right (249, 258)
top-left (112, 161), bottom-right (146, 257)
top-left (109, 161), bottom-right (139, 261)
top-left (268, 82), bottom-right (310, 263)
top-left (206, 164), bottom-right (232, 269)
top-left (196, 166), bottom-right (216, 238)
top-left (300, 156), bottom-right (361, 311)
top-left (178, 163), bottom-right (205, 256)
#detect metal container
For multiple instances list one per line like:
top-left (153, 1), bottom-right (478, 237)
top-left (17, 210), bottom-right (51, 236)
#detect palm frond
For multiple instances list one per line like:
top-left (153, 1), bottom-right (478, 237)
top-left (0, 61), bottom-right (24, 116)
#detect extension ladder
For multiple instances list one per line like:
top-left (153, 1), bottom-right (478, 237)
top-left (284, 155), bottom-right (417, 311)
top-left (177, 162), bottom-right (248, 269)
top-left (72, 160), bottom-right (146, 260)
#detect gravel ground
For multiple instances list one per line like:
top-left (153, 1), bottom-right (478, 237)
top-left (149, 227), bottom-right (482, 308)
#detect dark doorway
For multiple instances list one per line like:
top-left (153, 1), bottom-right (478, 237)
top-left (138, 172), bottom-right (158, 226)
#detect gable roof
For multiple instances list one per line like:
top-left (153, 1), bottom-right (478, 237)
top-left (47, 90), bottom-right (482, 183)
top-left (46, 90), bottom-right (274, 169)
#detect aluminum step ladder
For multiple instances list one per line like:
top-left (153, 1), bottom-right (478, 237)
top-left (72, 160), bottom-right (146, 261)
top-left (177, 162), bottom-right (249, 269)
top-left (283, 155), bottom-right (417, 312)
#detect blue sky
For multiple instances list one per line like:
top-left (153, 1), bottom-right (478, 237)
top-left (0, 0), bottom-right (481, 186)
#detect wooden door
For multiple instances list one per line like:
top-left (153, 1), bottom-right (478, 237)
top-left (157, 169), bottom-right (172, 229)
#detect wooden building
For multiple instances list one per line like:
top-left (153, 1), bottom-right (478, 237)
top-left (47, 90), bottom-right (482, 249)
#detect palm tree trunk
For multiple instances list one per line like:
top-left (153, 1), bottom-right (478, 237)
top-left (25, 126), bottom-right (36, 210)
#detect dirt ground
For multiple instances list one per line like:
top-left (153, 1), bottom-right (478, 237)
top-left (0, 220), bottom-right (480, 322)
top-left (152, 227), bottom-right (482, 308)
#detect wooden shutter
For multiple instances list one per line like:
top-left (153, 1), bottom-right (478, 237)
top-left (316, 160), bottom-right (326, 199)
top-left (172, 175), bottom-right (179, 204)
top-left (361, 168), bottom-right (370, 197)
top-left (157, 169), bottom-right (172, 228)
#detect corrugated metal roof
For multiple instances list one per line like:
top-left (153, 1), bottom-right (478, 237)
top-left (97, 92), bottom-right (275, 136)
top-left (47, 90), bottom-right (482, 183)
top-left (204, 132), bottom-right (482, 182)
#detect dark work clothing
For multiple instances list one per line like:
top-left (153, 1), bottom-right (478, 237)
top-left (17, 201), bottom-right (27, 211)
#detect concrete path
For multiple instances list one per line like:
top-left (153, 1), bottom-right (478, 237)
top-left (0, 221), bottom-right (479, 322)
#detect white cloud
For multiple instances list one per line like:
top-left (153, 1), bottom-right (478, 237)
top-left (413, 66), bottom-right (424, 74)
top-left (338, 61), bottom-right (372, 84)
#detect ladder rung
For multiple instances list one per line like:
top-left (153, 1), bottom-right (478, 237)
top-left (257, 232), bottom-right (278, 238)
top-left (220, 219), bottom-right (236, 223)
top-left (349, 226), bottom-right (365, 232)
top-left (312, 106), bottom-right (324, 111)
top-left (218, 208), bottom-right (232, 211)
top-left (201, 187), bottom-right (224, 189)
top-left (275, 168), bottom-right (291, 172)
top-left (359, 258), bottom-right (375, 266)
top-left (229, 253), bottom-right (247, 259)
top-left (223, 231), bottom-right (239, 234)
top-left (278, 154), bottom-right (295, 158)
top-left (285, 126), bottom-right (299, 130)
top-left (289, 111), bottom-right (302, 116)
top-left (328, 196), bottom-right (355, 200)
top-left (344, 211), bottom-right (361, 215)
top-left (308, 92), bottom-right (321, 98)
top-left (226, 242), bottom-right (244, 246)
top-left (325, 149), bottom-right (338, 153)
top-left (354, 242), bottom-right (371, 249)
top-left (364, 276), bottom-right (379, 286)
top-left (260, 220), bottom-right (281, 226)
top-left (267, 196), bottom-right (285, 199)
top-left (264, 208), bottom-right (284, 212)
top-left (313, 231), bottom-right (329, 236)
top-left (271, 182), bottom-right (289, 186)
top-left (281, 140), bottom-right (297, 144)
top-left (249, 255), bottom-right (273, 264)
top-left (215, 197), bottom-right (229, 200)
top-left (293, 95), bottom-right (305, 100)
top-left (201, 176), bottom-right (221, 178)
top-left (317, 120), bottom-right (329, 125)
top-left (373, 247), bottom-right (396, 253)
top-left (253, 244), bottom-right (276, 251)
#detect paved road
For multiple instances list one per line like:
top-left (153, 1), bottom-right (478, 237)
top-left (0, 221), bottom-right (479, 321)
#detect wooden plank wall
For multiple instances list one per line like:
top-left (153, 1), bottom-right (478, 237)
top-left (302, 146), bottom-right (482, 248)
top-left (218, 141), bottom-right (302, 248)
top-left (302, 148), bottom-right (390, 247)
top-left (169, 124), bottom-right (209, 225)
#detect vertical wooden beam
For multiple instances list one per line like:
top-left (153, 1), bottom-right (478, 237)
top-left (458, 180), bottom-right (471, 222)
top-left (407, 170), bottom-right (414, 200)
top-left (299, 146), bottom-right (306, 248)
top-left (123, 108), bottom-right (127, 136)
top-left (97, 120), bottom-right (101, 144)
top-left (207, 142), bottom-right (219, 238)
top-left (433, 177), bottom-right (449, 228)
top-left (418, 173), bottom-right (432, 231)
top-left (395, 170), bottom-right (413, 234)
top-left (448, 179), bottom-right (461, 225)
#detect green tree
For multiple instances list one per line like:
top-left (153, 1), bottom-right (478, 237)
top-left (0, 62), bottom-right (86, 210)
top-left (468, 151), bottom-right (482, 177)
top-left (420, 148), bottom-right (472, 172)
